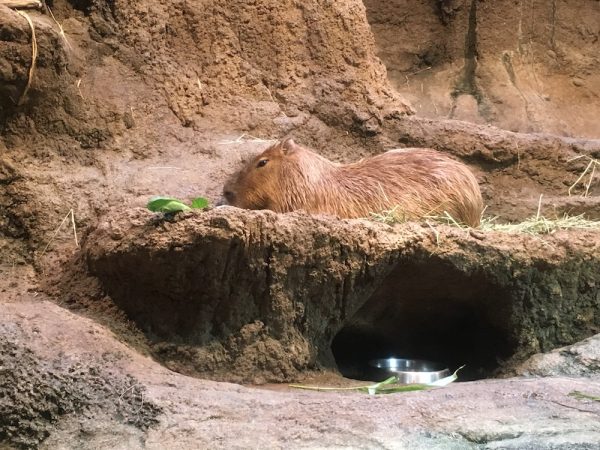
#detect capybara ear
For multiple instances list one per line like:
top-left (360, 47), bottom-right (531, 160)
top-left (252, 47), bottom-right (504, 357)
top-left (281, 138), bottom-right (298, 154)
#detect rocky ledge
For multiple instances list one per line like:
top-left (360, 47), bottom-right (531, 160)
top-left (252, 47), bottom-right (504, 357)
top-left (84, 207), bottom-right (600, 383)
top-left (2, 299), bottom-right (600, 449)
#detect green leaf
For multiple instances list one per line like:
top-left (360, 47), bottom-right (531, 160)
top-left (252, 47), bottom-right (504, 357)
top-left (569, 391), bottom-right (600, 402)
top-left (288, 364), bottom-right (466, 395)
top-left (191, 197), bottom-right (209, 209)
top-left (363, 384), bottom-right (431, 395)
top-left (287, 384), bottom-right (367, 392)
top-left (361, 383), bottom-right (431, 395)
top-left (363, 376), bottom-right (398, 395)
top-left (428, 364), bottom-right (465, 387)
top-left (147, 196), bottom-right (191, 213)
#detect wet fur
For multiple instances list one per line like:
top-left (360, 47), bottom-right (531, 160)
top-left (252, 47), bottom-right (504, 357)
top-left (223, 139), bottom-right (484, 227)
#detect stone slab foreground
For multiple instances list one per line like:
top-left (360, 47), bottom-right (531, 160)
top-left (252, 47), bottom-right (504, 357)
top-left (2, 300), bottom-right (600, 449)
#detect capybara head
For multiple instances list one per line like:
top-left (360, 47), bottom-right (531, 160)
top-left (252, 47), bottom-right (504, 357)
top-left (223, 138), bottom-right (306, 211)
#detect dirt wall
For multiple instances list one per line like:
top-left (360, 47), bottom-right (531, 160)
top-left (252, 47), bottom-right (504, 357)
top-left (365, 0), bottom-right (600, 138)
top-left (83, 208), bottom-right (600, 383)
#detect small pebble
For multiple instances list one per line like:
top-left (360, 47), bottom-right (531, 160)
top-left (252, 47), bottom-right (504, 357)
top-left (572, 77), bottom-right (585, 87)
top-left (469, 230), bottom-right (485, 241)
top-left (123, 110), bottom-right (135, 129)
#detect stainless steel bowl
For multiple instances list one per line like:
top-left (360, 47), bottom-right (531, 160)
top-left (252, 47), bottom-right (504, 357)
top-left (368, 358), bottom-right (450, 384)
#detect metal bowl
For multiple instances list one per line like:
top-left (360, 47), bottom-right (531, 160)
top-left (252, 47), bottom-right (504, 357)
top-left (368, 358), bottom-right (450, 384)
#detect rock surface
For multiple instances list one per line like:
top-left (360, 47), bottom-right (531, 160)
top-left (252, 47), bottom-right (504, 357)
top-left (2, 299), bottom-right (600, 450)
top-left (515, 334), bottom-right (600, 378)
top-left (365, 0), bottom-right (600, 139)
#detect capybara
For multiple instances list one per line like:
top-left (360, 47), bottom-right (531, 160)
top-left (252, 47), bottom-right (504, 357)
top-left (223, 139), bottom-right (484, 227)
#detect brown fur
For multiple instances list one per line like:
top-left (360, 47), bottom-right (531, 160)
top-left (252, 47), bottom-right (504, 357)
top-left (223, 139), bottom-right (484, 227)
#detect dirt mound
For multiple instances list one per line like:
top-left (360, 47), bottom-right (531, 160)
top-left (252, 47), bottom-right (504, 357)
top-left (94, 0), bottom-right (412, 133)
top-left (81, 207), bottom-right (600, 383)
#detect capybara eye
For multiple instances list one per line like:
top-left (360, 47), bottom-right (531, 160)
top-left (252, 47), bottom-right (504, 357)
top-left (256, 159), bottom-right (268, 168)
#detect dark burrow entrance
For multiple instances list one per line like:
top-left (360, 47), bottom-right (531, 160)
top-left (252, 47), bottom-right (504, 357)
top-left (331, 257), bottom-right (518, 381)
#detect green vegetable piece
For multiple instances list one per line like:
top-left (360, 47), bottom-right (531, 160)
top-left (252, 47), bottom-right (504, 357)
top-left (364, 376), bottom-right (398, 395)
top-left (569, 391), bottom-right (600, 402)
top-left (288, 364), bottom-right (465, 395)
top-left (428, 364), bottom-right (465, 387)
top-left (147, 196), bottom-right (191, 213)
top-left (191, 197), bottom-right (209, 209)
top-left (363, 384), bottom-right (431, 395)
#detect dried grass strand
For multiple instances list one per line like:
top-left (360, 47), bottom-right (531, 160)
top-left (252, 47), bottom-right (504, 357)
top-left (2, 0), bottom-right (41, 8)
top-left (372, 205), bottom-right (600, 236)
top-left (45, 5), bottom-right (72, 50)
top-left (15, 9), bottom-right (37, 106)
top-left (479, 213), bottom-right (600, 235)
top-left (40, 209), bottom-right (79, 258)
top-left (568, 155), bottom-right (599, 197)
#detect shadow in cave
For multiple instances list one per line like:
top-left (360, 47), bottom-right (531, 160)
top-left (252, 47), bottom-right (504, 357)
top-left (331, 257), bottom-right (518, 381)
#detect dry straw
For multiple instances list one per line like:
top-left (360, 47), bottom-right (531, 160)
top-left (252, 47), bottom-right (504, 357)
top-left (2, 1), bottom-right (42, 8)
top-left (568, 155), bottom-right (599, 198)
top-left (479, 213), bottom-right (600, 235)
top-left (371, 196), bottom-right (600, 235)
top-left (11, 2), bottom-right (72, 105)
top-left (15, 9), bottom-right (37, 105)
top-left (218, 134), bottom-right (277, 145)
top-left (478, 194), bottom-right (600, 235)
top-left (40, 209), bottom-right (79, 259)
top-left (45, 4), bottom-right (73, 50)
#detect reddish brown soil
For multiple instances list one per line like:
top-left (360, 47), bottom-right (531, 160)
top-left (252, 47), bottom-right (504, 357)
top-left (365, 0), bottom-right (600, 138)
top-left (1, 0), bottom-right (599, 447)
top-left (80, 207), bottom-right (600, 384)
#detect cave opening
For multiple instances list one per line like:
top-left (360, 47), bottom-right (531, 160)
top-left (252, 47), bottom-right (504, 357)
top-left (331, 257), bottom-right (518, 381)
